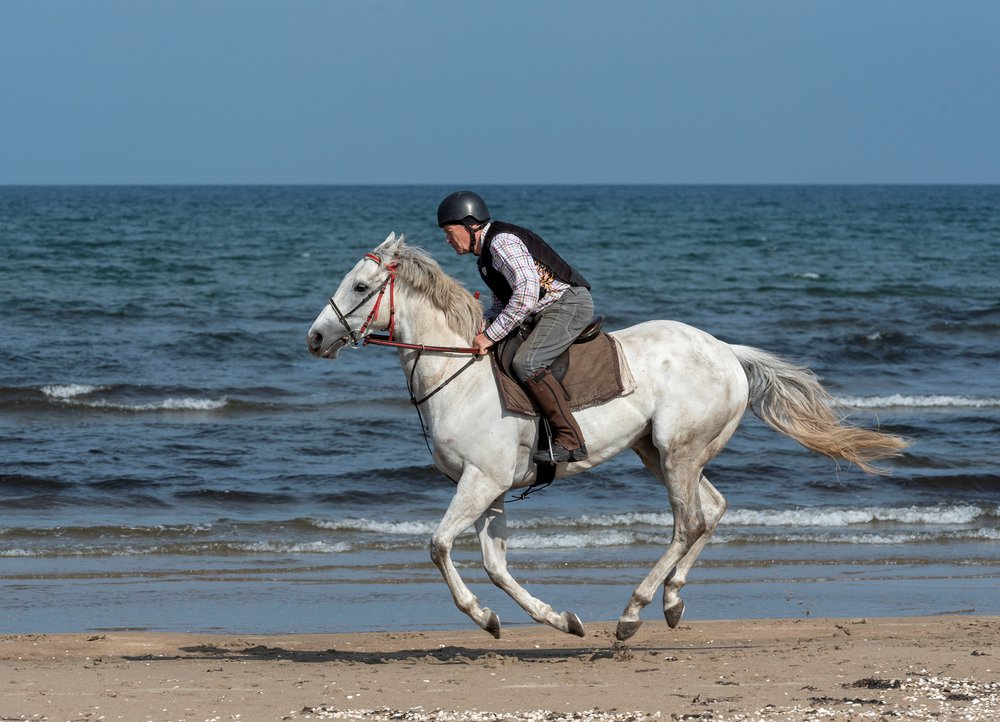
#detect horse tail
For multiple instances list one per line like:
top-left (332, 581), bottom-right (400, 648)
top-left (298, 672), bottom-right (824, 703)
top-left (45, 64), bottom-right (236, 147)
top-left (730, 345), bottom-right (909, 474)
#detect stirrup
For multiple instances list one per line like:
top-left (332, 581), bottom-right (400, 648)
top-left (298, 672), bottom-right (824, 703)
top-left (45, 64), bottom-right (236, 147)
top-left (533, 443), bottom-right (587, 465)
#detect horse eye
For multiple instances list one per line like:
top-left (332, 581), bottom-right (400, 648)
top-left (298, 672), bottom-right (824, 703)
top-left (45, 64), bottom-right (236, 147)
top-left (354, 283), bottom-right (369, 293)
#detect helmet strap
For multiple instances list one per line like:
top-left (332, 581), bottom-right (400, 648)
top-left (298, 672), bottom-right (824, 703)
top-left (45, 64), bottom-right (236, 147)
top-left (464, 222), bottom-right (477, 254)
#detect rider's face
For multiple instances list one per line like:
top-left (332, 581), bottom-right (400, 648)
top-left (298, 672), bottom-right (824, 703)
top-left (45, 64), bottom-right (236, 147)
top-left (443, 224), bottom-right (475, 256)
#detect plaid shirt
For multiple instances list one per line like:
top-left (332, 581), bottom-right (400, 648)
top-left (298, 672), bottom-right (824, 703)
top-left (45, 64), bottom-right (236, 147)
top-left (481, 222), bottom-right (569, 342)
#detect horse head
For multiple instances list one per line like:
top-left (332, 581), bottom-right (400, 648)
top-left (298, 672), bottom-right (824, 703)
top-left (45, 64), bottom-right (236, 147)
top-left (307, 232), bottom-right (404, 359)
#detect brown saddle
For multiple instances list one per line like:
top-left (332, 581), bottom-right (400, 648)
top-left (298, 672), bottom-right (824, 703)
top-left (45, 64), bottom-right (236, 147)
top-left (491, 316), bottom-right (632, 417)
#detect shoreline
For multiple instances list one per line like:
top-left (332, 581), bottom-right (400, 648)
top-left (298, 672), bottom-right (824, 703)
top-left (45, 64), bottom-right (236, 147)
top-left (3, 615), bottom-right (998, 721)
top-left (7, 535), bottom-right (999, 637)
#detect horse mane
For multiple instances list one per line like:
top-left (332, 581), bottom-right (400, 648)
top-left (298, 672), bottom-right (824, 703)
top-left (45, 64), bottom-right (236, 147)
top-left (391, 239), bottom-right (483, 339)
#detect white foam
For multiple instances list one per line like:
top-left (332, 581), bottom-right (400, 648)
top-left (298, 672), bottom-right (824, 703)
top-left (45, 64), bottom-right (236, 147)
top-left (711, 527), bottom-right (1000, 546)
top-left (238, 540), bottom-right (352, 554)
top-left (0, 548), bottom-right (37, 557)
top-left (709, 531), bottom-right (909, 545)
top-left (299, 505), bottom-right (996, 554)
top-left (311, 518), bottom-right (438, 536)
top-left (0, 540), bottom-right (355, 557)
top-left (148, 398), bottom-right (228, 411)
top-left (315, 518), bottom-right (657, 549)
top-left (80, 398), bottom-right (229, 411)
top-left (509, 530), bottom-right (639, 549)
top-left (39, 384), bottom-right (228, 411)
top-left (512, 512), bottom-right (673, 530)
top-left (511, 505), bottom-right (992, 533)
top-left (0, 546), bottom-right (147, 557)
top-left (41, 384), bottom-right (105, 399)
top-left (722, 504), bottom-right (987, 528)
top-left (837, 394), bottom-right (1000, 409)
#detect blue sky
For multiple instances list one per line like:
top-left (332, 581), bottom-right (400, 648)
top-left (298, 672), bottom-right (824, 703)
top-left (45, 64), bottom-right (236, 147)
top-left (1, 1), bottom-right (998, 184)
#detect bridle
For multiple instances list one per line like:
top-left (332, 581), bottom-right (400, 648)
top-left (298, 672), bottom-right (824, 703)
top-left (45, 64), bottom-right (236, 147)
top-left (327, 252), bottom-right (397, 349)
top-left (327, 251), bottom-right (481, 405)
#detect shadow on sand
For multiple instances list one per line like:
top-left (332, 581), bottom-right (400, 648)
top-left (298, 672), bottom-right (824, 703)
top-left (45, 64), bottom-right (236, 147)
top-left (122, 640), bottom-right (666, 665)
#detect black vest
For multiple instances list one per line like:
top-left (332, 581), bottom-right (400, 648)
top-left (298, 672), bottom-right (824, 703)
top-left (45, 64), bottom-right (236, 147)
top-left (477, 221), bottom-right (591, 306)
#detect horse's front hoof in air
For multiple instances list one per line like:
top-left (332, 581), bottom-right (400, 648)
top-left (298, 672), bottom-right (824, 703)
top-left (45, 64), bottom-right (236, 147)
top-left (664, 600), bottom-right (685, 628)
top-left (482, 609), bottom-right (501, 639)
top-left (563, 611), bottom-right (586, 637)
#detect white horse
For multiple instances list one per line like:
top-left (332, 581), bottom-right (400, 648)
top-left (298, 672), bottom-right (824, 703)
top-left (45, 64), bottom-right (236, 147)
top-left (307, 233), bottom-right (907, 641)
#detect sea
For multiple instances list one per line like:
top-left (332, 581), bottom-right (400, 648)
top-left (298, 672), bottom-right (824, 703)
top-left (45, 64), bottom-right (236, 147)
top-left (2, 185), bottom-right (998, 635)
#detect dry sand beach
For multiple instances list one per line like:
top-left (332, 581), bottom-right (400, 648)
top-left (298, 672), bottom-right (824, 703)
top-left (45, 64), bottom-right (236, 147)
top-left (2, 615), bottom-right (998, 722)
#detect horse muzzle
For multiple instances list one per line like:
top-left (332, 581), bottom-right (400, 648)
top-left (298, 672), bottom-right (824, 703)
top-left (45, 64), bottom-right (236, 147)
top-left (307, 330), bottom-right (349, 359)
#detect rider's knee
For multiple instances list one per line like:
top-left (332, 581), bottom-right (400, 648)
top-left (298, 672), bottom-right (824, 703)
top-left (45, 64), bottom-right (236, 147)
top-left (511, 354), bottom-right (537, 382)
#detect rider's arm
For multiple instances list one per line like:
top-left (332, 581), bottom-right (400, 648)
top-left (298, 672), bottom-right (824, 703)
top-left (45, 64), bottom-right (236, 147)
top-left (484, 293), bottom-right (503, 324)
top-left (483, 234), bottom-right (540, 343)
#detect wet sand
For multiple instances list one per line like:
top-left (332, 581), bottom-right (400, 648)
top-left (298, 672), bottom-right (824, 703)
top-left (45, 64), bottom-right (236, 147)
top-left (2, 616), bottom-right (998, 721)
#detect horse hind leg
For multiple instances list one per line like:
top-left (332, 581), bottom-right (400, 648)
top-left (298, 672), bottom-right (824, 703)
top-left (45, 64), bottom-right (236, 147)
top-left (475, 497), bottom-right (585, 637)
top-left (616, 442), bottom-right (708, 642)
top-left (662, 473), bottom-right (727, 628)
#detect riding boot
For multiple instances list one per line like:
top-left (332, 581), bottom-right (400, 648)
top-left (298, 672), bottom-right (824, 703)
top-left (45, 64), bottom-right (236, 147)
top-left (524, 368), bottom-right (588, 464)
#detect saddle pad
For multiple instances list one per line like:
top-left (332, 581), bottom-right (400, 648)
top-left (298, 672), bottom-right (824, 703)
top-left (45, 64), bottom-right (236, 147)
top-left (491, 332), bottom-right (636, 417)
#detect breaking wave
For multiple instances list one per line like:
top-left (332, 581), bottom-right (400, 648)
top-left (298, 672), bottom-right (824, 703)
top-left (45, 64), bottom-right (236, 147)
top-left (837, 394), bottom-right (1000, 409)
top-left (305, 504), bottom-right (997, 538)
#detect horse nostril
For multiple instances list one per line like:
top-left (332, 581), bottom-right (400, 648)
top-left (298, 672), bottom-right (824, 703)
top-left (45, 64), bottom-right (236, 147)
top-left (308, 331), bottom-right (323, 351)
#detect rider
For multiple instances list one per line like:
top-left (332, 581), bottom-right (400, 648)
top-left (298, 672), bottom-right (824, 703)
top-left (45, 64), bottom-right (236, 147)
top-left (437, 190), bottom-right (594, 463)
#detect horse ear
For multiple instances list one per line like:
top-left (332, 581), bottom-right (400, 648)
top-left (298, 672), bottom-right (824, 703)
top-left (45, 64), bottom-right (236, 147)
top-left (378, 232), bottom-right (404, 253)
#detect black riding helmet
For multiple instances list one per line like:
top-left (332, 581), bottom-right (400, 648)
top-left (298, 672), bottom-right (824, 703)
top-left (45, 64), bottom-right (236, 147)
top-left (437, 191), bottom-right (490, 228)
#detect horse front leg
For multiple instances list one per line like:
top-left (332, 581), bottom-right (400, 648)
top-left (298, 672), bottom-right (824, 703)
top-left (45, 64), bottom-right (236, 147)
top-left (429, 466), bottom-right (507, 638)
top-left (475, 496), bottom-right (586, 637)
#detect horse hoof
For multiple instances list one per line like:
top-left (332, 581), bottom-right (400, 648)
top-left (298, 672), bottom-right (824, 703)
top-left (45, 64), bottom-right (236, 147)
top-left (664, 600), bottom-right (685, 629)
top-left (615, 619), bottom-right (642, 642)
top-left (483, 609), bottom-right (501, 639)
top-left (563, 612), bottom-right (585, 638)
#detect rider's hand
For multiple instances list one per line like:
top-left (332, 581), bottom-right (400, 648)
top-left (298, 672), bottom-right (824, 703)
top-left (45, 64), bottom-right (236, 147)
top-left (473, 332), bottom-right (493, 356)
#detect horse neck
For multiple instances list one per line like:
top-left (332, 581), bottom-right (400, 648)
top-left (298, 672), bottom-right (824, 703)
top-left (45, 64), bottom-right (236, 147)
top-left (388, 286), bottom-right (504, 456)
top-left (392, 286), bottom-right (485, 399)
top-left (392, 285), bottom-right (475, 349)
